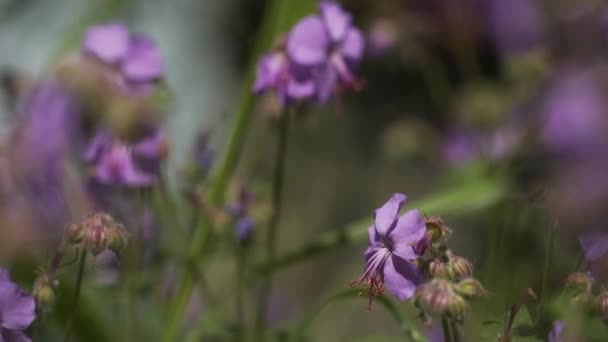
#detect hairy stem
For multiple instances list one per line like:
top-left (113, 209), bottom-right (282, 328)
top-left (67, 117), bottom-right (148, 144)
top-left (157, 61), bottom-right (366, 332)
top-left (63, 250), bottom-right (87, 342)
top-left (254, 111), bottom-right (290, 341)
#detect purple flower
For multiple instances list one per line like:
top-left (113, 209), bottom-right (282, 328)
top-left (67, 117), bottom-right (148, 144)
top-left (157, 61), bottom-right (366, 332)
top-left (353, 193), bottom-right (425, 308)
top-left (286, 1), bottom-right (365, 102)
top-left (548, 320), bottom-right (564, 342)
top-left (253, 39), bottom-right (315, 105)
top-left (82, 23), bottom-right (163, 90)
top-left (85, 129), bottom-right (166, 187)
top-left (579, 231), bottom-right (608, 262)
top-left (0, 268), bottom-right (35, 342)
top-left (541, 70), bottom-right (608, 157)
top-left (226, 185), bottom-right (255, 242)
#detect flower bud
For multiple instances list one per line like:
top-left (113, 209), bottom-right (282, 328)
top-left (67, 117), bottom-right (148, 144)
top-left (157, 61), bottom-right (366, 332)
top-left (424, 216), bottom-right (447, 243)
top-left (66, 223), bottom-right (85, 244)
top-left (106, 224), bottom-right (128, 253)
top-left (84, 224), bottom-right (107, 256)
top-left (426, 259), bottom-right (450, 279)
top-left (565, 272), bottom-right (592, 293)
top-left (597, 291), bottom-right (608, 317)
top-left (93, 212), bottom-right (116, 228)
top-left (415, 279), bottom-right (467, 318)
top-left (455, 278), bottom-right (487, 298)
top-left (33, 277), bottom-right (56, 312)
top-left (447, 250), bottom-right (473, 280)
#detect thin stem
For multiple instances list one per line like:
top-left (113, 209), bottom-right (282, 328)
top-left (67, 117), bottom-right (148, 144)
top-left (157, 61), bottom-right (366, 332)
top-left (537, 225), bottom-right (555, 324)
top-left (63, 250), bottom-right (87, 342)
top-left (450, 319), bottom-right (461, 342)
top-left (254, 110), bottom-right (290, 341)
top-left (442, 317), bottom-right (453, 342)
top-left (235, 247), bottom-right (246, 340)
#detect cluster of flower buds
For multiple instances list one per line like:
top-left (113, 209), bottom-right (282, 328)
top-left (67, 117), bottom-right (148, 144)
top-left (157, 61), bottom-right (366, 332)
top-left (414, 277), bottom-right (487, 319)
top-left (561, 271), bottom-right (608, 316)
top-left (67, 212), bottom-right (128, 255)
top-left (411, 215), bottom-right (487, 320)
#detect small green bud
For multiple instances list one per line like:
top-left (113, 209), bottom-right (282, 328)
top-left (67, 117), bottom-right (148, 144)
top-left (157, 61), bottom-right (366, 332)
top-left (455, 278), bottom-right (487, 298)
top-left (565, 272), bottom-right (593, 293)
top-left (66, 223), bottom-right (85, 244)
top-left (106, 224), bottom-right (128, 253)
top-left (424, 216), bottom-right (447, 243)
top-left (447, 292), bottom-right (468, 318)
top-left (33, 277), bottom-right (56, 312)
top-left (426, 259), bottom-right (450, 279)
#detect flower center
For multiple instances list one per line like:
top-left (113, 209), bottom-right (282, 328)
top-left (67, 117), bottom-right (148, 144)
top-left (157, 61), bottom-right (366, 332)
top-left (351, 247), bottom-right (392, 311)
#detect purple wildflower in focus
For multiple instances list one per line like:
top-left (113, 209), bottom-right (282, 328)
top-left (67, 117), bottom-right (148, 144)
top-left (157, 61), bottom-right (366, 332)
top-left (352, 193), bottom-right (425, 310)
top-left (0, 268), bottom-right (35, 342)
top-left (253, 38), bottom-right (316, 105)
top-left (286, 1), bottom-right (365, 102)
top-left (81, 23), bottom-right (163, 90)
top-left (548, 320), bottom-right (564, 342)
top-left (85, 129), bottom-right (167, 187)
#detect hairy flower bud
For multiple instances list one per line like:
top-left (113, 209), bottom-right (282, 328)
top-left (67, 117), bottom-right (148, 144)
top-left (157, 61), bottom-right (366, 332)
top-left (33, 276), bottom-right (56, 312)
top-left (84, 224), bottom-right (107, 256)
top-left (565, 272), bottom-right (593, 293)
top-left (66, 223), bottom-right (86, 244)
top-left (449, 255), bottom-right (473, 280)
top-left (426, 259), bottom-right (450, 279)
top-left (424, 216), bottom-right (447, 243)
top-left (106, 224), bottom-right (128, 253)
top-left (415, 279), bottom-right (467, 318)
top-left (455, 278), bottom-right (487, 298)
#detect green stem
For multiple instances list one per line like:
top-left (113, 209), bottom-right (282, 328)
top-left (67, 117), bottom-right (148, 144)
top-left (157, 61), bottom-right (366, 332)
top-left (537, 226), bottom-right (555, 324)
top-left (442, 317), bottom-right (453, 342)
top-left (450, 319), bottom-right (461, 342)
top-left (63, 250), bottom-right (87, 342)
top-left (254, 110), bottom-right (290, 341)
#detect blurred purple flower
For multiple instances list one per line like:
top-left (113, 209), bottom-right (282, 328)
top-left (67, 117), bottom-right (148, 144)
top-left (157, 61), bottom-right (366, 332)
top-left (353, 193), bottom-right (425, 307)
top-left (548, 320), bottom-right (564, 342)
top-left (0, 268), bottom-right (35, 342)
top-left (82, 23), bottom-right (163, 89)
top-left (85, 129), bottom-right (167, 187)
top-left (541, 70), bottom-right (608, 157)
top-left (367, 20), bottom-right (397, 57)
top-left (442, 130), bottom-right (480, 166)
top-left (579, 231), bottom-right (608, 262)
top-left (253, 39), bottom-right (315, 105)
top-left (287, 1), bottom-right (365, 102)
top-left (227, 185), bottom-right (255, 242)
top-left (482, 0), bottom-right (545, 55)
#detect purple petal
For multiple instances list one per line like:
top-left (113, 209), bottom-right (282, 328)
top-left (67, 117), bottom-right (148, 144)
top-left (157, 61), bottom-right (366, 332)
top-left (122, 34), bottom-right (163, 82)
top-left (132, 129), bottom-right (166, 159)
top-left (1, 329), bottom-right (31, 342)
top-left (84, 131), bottom-right (112, 162)
top-left (390, 209), bottom-right (426, 260)
top-left (82, 23), bottom-right (130, 63)
top-left (287, 16), bottom-right (330, 66)
top-left (0, 292), bottom-right (35, 331)
top-left (96, 146), bottom-right (155, 186)
top-left (373, 193), bottom-right (406, 236)
top-left (319, 1), bottom-right (352, 42)
top-left (579, 231), bottom-right (608, 261)
top-left (340, 28), bottom-right (365, 64)
top-left (314, 62), bottom-right (338, 103)
top-left (286, 78), bottom-right (315, 99)
top-left (382, 255), bottom-right (421, 301)
top-left (548, 320), bottom-right (564, 342)
top-left (254, 53), bottom-right (286, 94)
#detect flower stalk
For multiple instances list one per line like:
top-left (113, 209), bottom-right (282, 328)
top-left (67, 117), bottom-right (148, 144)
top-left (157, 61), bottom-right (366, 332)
top-left (254, 108), bottom-right (291, 341)
top-left (63, 249), bottom-right (87, 342)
